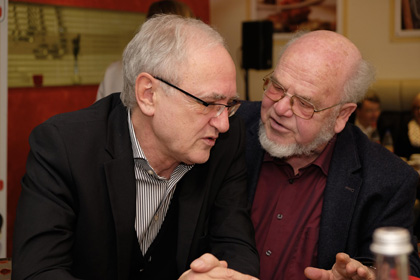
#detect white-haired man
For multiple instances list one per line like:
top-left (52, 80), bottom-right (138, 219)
top-left (238, 30), bottom-right (420, 280)
top-left (13, 15), bottom-right (259, 280)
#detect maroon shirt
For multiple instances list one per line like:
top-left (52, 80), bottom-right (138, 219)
top-left (251, 137), bottom-right (336, 280)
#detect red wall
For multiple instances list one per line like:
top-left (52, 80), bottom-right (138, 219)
top-left (10, 0), bottom-right (209, 23)
top-left (7, 86), bottom-right (98, 256)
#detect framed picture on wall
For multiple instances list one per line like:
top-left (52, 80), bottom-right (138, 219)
top-left (392, 0), bottom-right (420, 41)
top-left (248, 0), bottom-right (344, 41)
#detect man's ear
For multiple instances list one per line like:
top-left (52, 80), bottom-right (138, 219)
top-left (334, 103), bottom-right (357, 133)
top-left (135, 73), bottom-right (155, 116)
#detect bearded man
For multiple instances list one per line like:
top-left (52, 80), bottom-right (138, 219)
top-left (237, 30), bottom-right (420, 280)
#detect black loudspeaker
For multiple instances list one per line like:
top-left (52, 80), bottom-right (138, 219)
top-left (242, 20), bottom-right (273, 70)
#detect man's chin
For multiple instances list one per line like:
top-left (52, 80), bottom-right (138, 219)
top-left (258, 124), bottom-right (332, 158)
top-left (259, 129), bottom-right (296, 158)
top-left (185, 152), bottom-right (211, 165)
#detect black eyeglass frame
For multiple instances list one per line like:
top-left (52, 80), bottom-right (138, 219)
top-left (262, 72), bottom-right (342, 120)
top-left (153, 76), bottom-right (241, 117)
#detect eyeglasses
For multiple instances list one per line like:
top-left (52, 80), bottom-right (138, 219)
top-left (154, 76), bottom-right (241, 118)
top-left (262, 72), bottom-right (342, 120)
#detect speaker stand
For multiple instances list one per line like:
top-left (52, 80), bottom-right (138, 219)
top-left (244, 68), bottom-right (250, 101)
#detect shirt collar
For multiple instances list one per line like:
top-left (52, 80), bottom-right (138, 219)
top-left (263, 135), bottom-right (337, 176)
top-left (127, 109), bottom-right (194, 178)
top-left (312, 135), bottom-right (336, 176)
top-left (127, 109), bottom-right (146, 160)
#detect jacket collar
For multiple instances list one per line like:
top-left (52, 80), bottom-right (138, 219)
top-left (103, 99), bottom-right (206, 275)
top-left (104, 100), bottom-right (138, 279)
top-left (317, 123), bottom-right (363, 268)
top-left (246, 113), bottom-right (363, 269)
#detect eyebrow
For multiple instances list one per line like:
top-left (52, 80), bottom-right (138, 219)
top-left (270, 76), bottom-right (314, 103)
top-left (204, 92), bottom-right (240, 102)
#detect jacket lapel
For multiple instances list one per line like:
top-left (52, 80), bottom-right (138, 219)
top-left (317, 124), bottom-right (363, 269)
top-left (176, 164), bottom-right (210, 272)
top-left (103, 103), bottom-right (137, 279)
top-left (246, 119), bottom-right (265, 203)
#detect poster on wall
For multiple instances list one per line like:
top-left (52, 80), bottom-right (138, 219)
top-left (249, 0), bottom-right (343, 41)
top-left (393, 0), bottom-right (420, 40)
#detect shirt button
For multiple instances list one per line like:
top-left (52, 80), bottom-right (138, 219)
top-left (266, 250), bottom-right (272, 256)
top-left (148, 170), bottom-right (154, 175)
top-left (277, 214), bottom-right (283, 220)
top-left (154, 214), bottom-right (159, 221)
top-left (288, 179), bottom-right (294, 184)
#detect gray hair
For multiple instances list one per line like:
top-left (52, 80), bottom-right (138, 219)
top-left (121, 14), bottom-right (226, 109)
top-left (276, 31), bottom-right (376, 105)
top-left (341, 59), bottom-right (376, 104)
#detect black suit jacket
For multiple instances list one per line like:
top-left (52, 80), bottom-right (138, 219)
top-left (237, 101), bottom-right (420, 275)
top-left (12, 94), bottom-right (259, 279)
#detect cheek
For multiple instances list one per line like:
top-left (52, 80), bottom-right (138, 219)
top-left (260, 99), bottom-right (273, 122)
top-left (295, 120), bottom-right (322, 142)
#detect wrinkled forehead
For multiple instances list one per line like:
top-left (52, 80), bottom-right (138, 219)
top-left (277, 33), bottom-right (361, 95)
top-left (181, 45), bottom-right (237, 97)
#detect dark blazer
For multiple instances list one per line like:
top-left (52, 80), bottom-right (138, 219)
top-left (237, 101), bottom-right (420, 276)
top-left (12, 94), bottom-right (259, 280)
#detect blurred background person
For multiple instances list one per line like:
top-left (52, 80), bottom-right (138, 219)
top-left (96, 0), bottom-right (195, 101)
top-left (354, 91), bottom-right (381, 143)
top-left (395, 92), bottom-right (420, 160)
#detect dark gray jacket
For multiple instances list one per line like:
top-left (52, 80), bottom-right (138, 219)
top-left (238, 100), bottom-right (420, 275)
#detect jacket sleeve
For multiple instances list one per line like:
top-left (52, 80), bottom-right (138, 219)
top-left (373, 167), bottom-right (420, 276)
top-left (12, 122), bottom-right (81, 280)
top-left (207, 116), bottom-right (260, 277)
top-left (318, 125), bottom-right (420, 276)
top-left (352, 148), bottom-right (420, 276)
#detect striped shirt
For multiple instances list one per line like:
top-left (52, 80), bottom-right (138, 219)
top-left (127, 110), bottom-right (193, 254)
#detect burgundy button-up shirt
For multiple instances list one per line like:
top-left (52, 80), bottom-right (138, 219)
top-left (251, 137), bottom-right (336, 280)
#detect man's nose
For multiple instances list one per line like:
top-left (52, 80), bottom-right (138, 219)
top-left (273, 95), bottom-right (294, 117)
top-left (209, 108), bottom-right (230, 133)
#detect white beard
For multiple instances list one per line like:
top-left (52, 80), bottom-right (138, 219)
top-left (258, 115), bottom-right (337, 159)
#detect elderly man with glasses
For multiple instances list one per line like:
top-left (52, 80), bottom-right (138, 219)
top-left (237, 30), bottom-right (420, 280)
top-left (12, 15), bottom-right (259, 280)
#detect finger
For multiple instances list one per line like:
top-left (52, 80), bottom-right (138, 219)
top-left (342, 255), bottom-right (375, 280)
top-left (336, 252), bottom-right (364, 278)
top-left (355, 265), bottom-right (376, 280)
top-left (219, 260), bottom-right (228, 268)
top-left (304, 267), bottom-right (330, 280)
top-left (190, 253), bottom-right (223, 273)
top-left (181, 266), bottom-right (258, 280)
top-left (341, 256), bottom-right (375, 280)
top-left (335, 252), bottom-right (351, 267)
top-left (204, 267), bottom-right (258, 280)
top-left (344, 260), bottom-right (360, 277)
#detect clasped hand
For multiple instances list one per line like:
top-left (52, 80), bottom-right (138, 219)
top-left (179, 253), bottom-right (259, 280)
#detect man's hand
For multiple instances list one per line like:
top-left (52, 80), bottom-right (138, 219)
top-left (304, 253), bottom-right (376, 280)
top-left (179, 253), bottom-right (259, 280)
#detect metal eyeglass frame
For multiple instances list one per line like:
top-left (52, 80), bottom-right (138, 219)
top-left (262, 72), bottom-right (342, 120)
